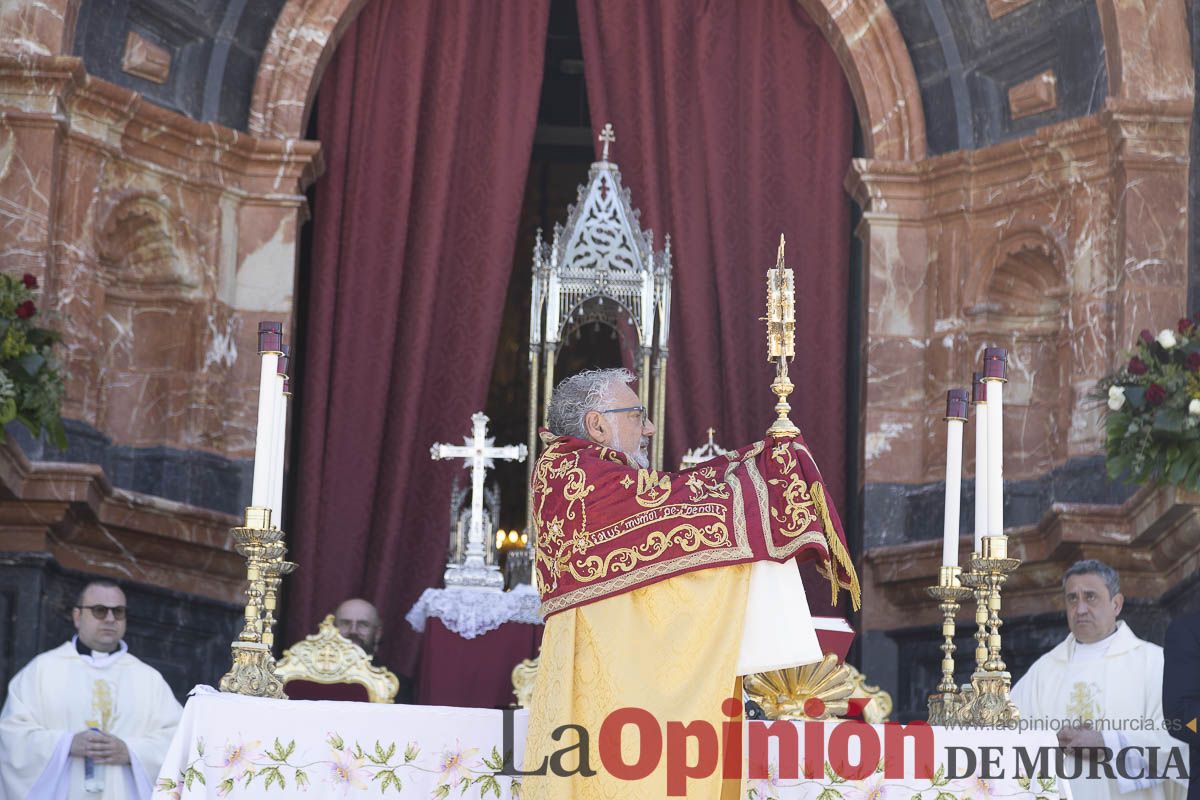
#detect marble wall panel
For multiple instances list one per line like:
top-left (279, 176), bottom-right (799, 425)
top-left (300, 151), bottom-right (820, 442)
top-left (0, 56), bottom-right (318, 515)
top-left (0, 0), bottom-right (77, 57)
top-left (854, 104), bottom-right (1189, 495)
top-left (0, 118), bottom-right (57, 277)
top-left (863, 405), bottom-right (926, 481)
top-left (864, 221), bottom-right (931, 339)
top-left (1098, 0), bottom-right (1193, 104)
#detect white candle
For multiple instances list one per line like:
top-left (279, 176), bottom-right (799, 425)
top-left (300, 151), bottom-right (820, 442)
top-left (943, 389), bottom-right (968, 568)
top-left (270, 372), bottom-right (287, 529)
top-left (973, 373), bottom-right (988, 553)
top-left (983, 348), bottom-right (1008, 537)
top-left (250, 322), bottom-right (283, 511)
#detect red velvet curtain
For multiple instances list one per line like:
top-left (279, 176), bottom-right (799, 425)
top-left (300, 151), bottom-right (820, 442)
top-left (577, 0), bottom-right (855, 613)
top-left (287, 0), bottom-right (550, 677)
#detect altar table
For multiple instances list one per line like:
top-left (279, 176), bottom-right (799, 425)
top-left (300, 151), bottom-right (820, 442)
top-left (154, 688), bottom-right (1069, 799)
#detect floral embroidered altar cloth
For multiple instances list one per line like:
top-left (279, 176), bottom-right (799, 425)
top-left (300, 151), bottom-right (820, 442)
top-left (154, 689), bottom-right (1069, 799)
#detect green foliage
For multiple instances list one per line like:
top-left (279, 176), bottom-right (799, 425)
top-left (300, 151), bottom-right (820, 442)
top-left (1101, 320), bottom-right (1200, 493)
top-left (0, 274), bottom-right (66, 449)
top-left (373, 769), bottom-right (403, 793)
top-left (266, 738), bottom-right (295, 761)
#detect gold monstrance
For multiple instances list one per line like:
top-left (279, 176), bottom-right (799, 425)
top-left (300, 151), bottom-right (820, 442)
top-left (766, 235), bottom-right (799, 437)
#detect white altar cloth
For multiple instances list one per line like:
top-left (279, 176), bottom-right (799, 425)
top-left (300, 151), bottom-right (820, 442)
top-left (154, 689), bottom-right (1069, 799)
top-left (152, 688), bottom-right (527, 799)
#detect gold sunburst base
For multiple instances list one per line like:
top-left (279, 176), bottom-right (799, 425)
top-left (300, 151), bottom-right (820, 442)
top-left (744, 654), bottom-right (853, 720)
top-left (219, 641), bottom-right (286, 699)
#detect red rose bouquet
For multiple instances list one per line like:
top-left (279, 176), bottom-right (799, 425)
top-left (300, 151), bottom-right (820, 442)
top-left (1101, 315), bottom-right (1200, 491)
top-left (0, 273), bottom-right (66, 448)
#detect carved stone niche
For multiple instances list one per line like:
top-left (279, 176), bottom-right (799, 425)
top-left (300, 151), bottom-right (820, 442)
top-left (966, 233), bottom-right (1069, 477)
top-left (93, 195), bottom-right (204, 445)
top-left (96, 195), bottom-right (200, 292)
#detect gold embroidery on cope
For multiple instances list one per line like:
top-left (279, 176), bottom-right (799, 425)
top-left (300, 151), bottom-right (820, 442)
top-left (1066, 682), bottom-right (1102, 722)
top-left (535, 517), bottom-right (571, 595)
top-left (585, 503), bottom-right (725, 547)
top-left (569, 522), bottom-right (730, 582)
top-left (634, 469), bottom-right (672, 508)
top-left (686, 466), bottom-right (731, 502)
top-left (769, 473), bottom-right (818, 536)
top-left (540, 547), bottom-right (748, 616)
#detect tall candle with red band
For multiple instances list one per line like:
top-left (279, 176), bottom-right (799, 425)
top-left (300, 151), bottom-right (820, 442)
top-left (251, 322), bottom-right (284, 513)
top-left (972, 371), bottom-right (988, 553)
top-left (269, 345), bottom-right (290, 529)
top-left (943, 389), bottom-right (969, 567)
top-left (982, 348), bottom-right (1008, 538)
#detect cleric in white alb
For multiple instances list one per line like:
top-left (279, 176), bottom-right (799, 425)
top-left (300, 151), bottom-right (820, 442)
top-left (1011, 560), bottom-right (1189, 800)
top-left (0, 579), bottom-right (182, 799)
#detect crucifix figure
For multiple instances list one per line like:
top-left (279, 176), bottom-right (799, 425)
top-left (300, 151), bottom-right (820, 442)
top-left (430, 412), bottom-right (527, 589)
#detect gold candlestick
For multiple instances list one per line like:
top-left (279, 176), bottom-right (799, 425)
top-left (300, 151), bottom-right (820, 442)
top-left (219, 506), bottom-right (288, 699)
top-left (765, 234), bottom-right (799, 438)
top-left (977, 535), bottom-right (1020, 672)
top-left (926, 566), bottom-right (971, 725)
top-left (261, 548), bottom-right (296, 650)
top-left (959, 559), bottom-right (989, 672)
top-left (953, 536), bottom-right (1021, 726)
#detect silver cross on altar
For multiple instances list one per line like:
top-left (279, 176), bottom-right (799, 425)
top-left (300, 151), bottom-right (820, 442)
top-left (430, 412), bottom-right (527, 589)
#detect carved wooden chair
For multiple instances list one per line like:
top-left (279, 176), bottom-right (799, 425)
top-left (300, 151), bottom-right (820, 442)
top-left (511, 657), bottom-right (539, 708)
top-left (276, 614), bottom-right (400, 703)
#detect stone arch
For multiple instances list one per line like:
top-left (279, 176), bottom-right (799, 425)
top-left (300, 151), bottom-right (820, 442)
top-left (248, 0), bottom-right (371, 140)
top-left (794, 0), bottom-right (926, 161)
top-left (250, 0), bottom-right (927, 161)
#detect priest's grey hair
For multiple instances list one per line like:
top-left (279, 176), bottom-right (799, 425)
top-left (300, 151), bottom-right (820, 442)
top-left (547, 368), bottom-right (635, 440)
top-left (1063, 559), bottom-right (1120, 598)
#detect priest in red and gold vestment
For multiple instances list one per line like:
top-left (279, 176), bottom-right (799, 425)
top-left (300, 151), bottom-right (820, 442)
top-left (522, 368), bottom-right (859, 799)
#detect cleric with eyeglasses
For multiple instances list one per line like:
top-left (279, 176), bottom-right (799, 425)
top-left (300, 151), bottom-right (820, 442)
top-left (0, 578), bottom-right (182, 799)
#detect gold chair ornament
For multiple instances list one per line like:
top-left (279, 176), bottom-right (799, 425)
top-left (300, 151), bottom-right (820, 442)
top-left (511, 657), bottom-right (539, 708)
top-left (275, 614), bottom-right (400, 703)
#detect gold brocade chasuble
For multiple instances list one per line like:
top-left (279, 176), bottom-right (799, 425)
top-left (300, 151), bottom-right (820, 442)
top-left (532, 432), bottom-right (860, 617)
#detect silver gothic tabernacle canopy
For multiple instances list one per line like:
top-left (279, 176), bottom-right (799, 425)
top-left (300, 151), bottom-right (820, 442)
top-left (526, 123), bottom-right (673, 484)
